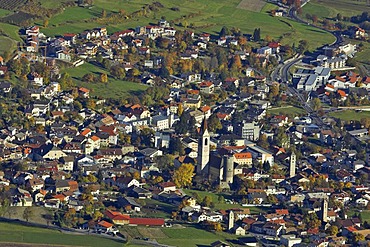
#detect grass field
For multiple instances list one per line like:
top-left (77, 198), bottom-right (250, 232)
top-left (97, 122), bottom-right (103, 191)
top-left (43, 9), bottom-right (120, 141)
top-left (0, 222), bottom-right (124, 247)
top-left (63, 62), bottom-right (148, 99)
top-left (35, 0), bottom-right (334, 50)
top-left (267, 105), bottom-right (306, 116)
top-left (329, 110), bottom-right (370, 121)
top-left (0, 36), bottom-right (16, 55)
top-left (302, 0), bottom-right (369, 20)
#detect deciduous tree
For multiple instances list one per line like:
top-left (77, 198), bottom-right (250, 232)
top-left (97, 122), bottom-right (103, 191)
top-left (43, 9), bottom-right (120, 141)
top-left (173, 163), bottom-right (195, 188)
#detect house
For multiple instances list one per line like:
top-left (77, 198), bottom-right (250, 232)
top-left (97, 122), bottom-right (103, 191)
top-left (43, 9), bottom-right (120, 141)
top-left (105, 210), bottom-right (130, 225)
top-left (95, 220), bottom-right (118, 234)
top-left (199, 81), bottom-right (214, 94)
top-left (0, 81), bottom-right (12, 93)
top-left (115, 177), bottom-right (140, 189)
top-left (78, 87), bottom-right (90, 98)
top-left (158, 182), bottom-right (177, 192)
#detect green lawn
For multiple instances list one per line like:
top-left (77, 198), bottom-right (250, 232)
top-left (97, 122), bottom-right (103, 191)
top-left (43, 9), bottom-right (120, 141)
top-left (37, 0), bottom-right (334, 50)
top-left (159, 226), bottom-right (236, 247)
top-left (63, 62), bottom-right (148, 99)
top-left (0, 22), bottom-right (22, 41)
top-left (0, 36), bottom-right (16, 56)
top-left (329, 110), bottom-right (370, 121)
top-left (302, 0), bottom-right (368, 19)
top-left (0, 222), bottom-right (125, 247)
top-left (267, 105), bottom-right (306, 116)
top-left (0, 9), bottom-right (11, 18)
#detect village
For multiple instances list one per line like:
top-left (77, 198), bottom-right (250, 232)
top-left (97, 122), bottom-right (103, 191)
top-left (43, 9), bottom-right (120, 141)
top-left (0, 2), bottom-right (370, 246)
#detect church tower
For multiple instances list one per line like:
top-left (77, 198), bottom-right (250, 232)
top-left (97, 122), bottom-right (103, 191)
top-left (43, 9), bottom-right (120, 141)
top-left (321, 198), bottom-right (328, 223)
top-left (197, 116), bottom-right (210, 175)
top-left (289, 152), bottom-right (296, 178)
top-left (228, 210), bottom-right (234, 230)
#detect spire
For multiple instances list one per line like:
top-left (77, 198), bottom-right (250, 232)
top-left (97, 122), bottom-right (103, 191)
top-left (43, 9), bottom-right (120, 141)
top-left (201, 115), bottom-right (208, 134)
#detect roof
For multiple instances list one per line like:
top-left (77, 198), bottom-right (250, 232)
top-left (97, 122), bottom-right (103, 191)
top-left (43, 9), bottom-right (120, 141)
top-left (79, 87), bottom-right (90, 93)
top-left (98, 220), bottom-right (113, 228)
top-left (159, 182), bottom-right (176, 188)
top-left (234, 152), bottom-right (252, 159)
top-left (129, 217), bottom-right (165, 226)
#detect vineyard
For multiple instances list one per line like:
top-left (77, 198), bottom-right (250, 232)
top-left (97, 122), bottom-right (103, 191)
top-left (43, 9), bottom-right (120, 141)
top-left (1, 12), bottom-right (36, 26)
top-left (0, 0), bottom-right (26, 10)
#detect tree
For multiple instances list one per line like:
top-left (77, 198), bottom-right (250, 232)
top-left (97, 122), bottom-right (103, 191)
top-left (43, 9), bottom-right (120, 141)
top-left (82, 73), bottom-right (95, 83)
top-left (219, 26), bottom-right (230, 37)
top-left (177, 103), bottom-right (184, 116)
top-left (208, 113), bottom-right (222, 132)
top-left (201, 195), bottom-right (212, 207)
top-left (297, 40), bottom-right (309, 54)
top-left (101, 9), bottom-right (107, 18)
top-left (43, 19), bottom-right (49, 28)
top-left (311, 98), bottom-right (322, 111)
top-left (326, 225), bottom-right (338, 236)
top-left (258, 134), bottom-right (269, 149)
top-left (173, 163), bottom-right (195, 188)
top-left (100, 73), bottom-right (108, 83)
top-left (253, 28), bottom-right (261, 41)
top-left (23, 207), bottom-right (33, 222)
top-left (303, 213), bottom-right (321, 229)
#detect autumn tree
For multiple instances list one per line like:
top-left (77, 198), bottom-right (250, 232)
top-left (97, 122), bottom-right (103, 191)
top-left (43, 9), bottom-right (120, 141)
top-left (23, 207), bottom-right (33, 222)
top-left (173, 163), bottom-right (195, 188)
top-left (326, 225), bottom-right (338, 236)
top-left (303, 213), bottom-right (321, 229)
top-left (208, 113), bottom-right (222, 133)
top-left (43, 19), bottom-right (49, 27)
top-left (100, 73), bottom-right (108, 83)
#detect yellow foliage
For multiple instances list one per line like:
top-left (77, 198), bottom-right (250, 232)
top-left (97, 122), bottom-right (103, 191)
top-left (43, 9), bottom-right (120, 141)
top-left (173, 163), bottom-right (194, 188)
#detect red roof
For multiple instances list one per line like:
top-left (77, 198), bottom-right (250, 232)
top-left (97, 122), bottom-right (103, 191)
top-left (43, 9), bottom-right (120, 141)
top-left (105, 210), bottom-right (130, 221)
top-left (79, 87), bottom-right (90, 93)
top-left (234, 152), bottom-right (252, 159)
top-left (275, 209), bottom-right (289, 215)
top-left (98, 220), bottom-right (113, 228)
top-left (159, 182), bottom-right (176, 188)
top-left (337, 90), bottom-right (346, 97)
top-left (129, 218), bottom-right (165, 226)
top-left (199, 81), bottom-right (213, 87)
top-left (268, 42), bottom-right (280, 48)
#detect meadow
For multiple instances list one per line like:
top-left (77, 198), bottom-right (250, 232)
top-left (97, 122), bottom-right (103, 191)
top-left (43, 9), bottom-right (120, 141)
top-left (329, 110), bottom-right (370, 121)
top-left (302, 0), bottom-right (369, 20)
top-left (63, 62), bottom-right (148, 99)
top-left (35, 0), bottom-right (335, 50)
top-left (0, 222), bottom-right (125, 247)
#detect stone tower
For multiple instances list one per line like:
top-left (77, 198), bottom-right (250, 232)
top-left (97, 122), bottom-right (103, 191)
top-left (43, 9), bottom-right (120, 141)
top-left (224, 154), bottom-right (234, 184)
top-left (228, 210), bottom-right (234, 230)
top-left (290, 152), bottom-right (296, 178)
top-left (197, 116), bottom-right (210, 175)
top-left (322, 198), bottom-right (328, 223)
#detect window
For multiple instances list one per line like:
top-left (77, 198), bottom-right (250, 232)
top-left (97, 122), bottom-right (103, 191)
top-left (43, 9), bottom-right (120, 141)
top-left (205, 138), bottom-right (208, 145)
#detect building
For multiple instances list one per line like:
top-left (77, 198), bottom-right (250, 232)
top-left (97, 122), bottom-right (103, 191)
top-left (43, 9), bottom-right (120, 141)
top-left (294, 67), bottom-right (331, 91)
top-left (197, 117), bottom-right (210, 175)
top-left (290, 152), bottom-right (296, 178)
top-left (234, 120), bottom-right (260, 141)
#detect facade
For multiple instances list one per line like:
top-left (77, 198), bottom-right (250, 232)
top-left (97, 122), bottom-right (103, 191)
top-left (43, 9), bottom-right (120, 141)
top-left (234, 120), bottom-right (260, 141)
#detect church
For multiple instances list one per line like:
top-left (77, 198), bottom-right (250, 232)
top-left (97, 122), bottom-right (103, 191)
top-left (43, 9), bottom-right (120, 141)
top-left (196, 117), bottom-right (238, 189)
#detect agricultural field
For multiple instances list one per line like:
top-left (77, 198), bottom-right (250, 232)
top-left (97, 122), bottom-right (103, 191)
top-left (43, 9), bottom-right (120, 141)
top-left (63, 62), bottom-right (148, 99)
top-left (0, 0), bottom-right (26, 11)
top-left (329, 110), bottom-right (370, 121)
top-left (302, 0), bottom-right (369, 20)
top-left (0, 36), bottom-right (16, 55)
top-left (123, 224), bottom-right (239, 247)
top-left (0, 222), bottom-right (124, 247)
top-left (35, 0), bottom-right (334, 50)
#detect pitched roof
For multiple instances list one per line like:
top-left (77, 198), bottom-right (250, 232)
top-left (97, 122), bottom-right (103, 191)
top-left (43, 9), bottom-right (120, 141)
top-left (98, 220), bottom-right (113, 228)
top-left (129, 217), bottom-right (165, 226)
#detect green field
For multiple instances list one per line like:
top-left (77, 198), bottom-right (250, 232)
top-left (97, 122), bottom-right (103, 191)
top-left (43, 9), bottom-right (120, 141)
top-left (35, 0), bottom-right (334, 50)
top-left (329, 110), bottom-right (370, 121)
top-left (0, 36), bottom-right (16, 55)
top-left (0, 222), bottom-right (124, 247)
top-left (302, 0), bottom-right (369, 20)
top-left (267, 105), bottom-right (306, 116)
top-left (63, 62), bottom-right (148, 99)
top-left (159, 227), bottom-right (234, 247)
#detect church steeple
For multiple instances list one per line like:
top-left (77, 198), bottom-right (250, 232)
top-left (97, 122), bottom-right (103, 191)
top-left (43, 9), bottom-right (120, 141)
top-left (197, 116), bottom-right (210, 175)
